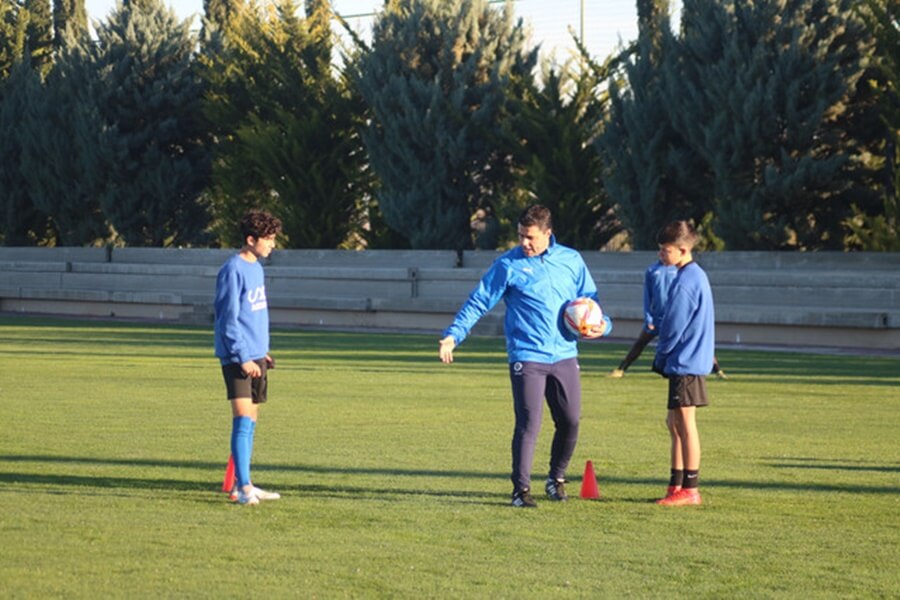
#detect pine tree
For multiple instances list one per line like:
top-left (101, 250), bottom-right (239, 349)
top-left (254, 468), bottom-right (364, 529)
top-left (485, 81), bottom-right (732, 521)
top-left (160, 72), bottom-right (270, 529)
top-left (663, 0), bottom-right (874, 249)
top-left (53, 0), bottom-right (86, 50)
top-left (203, 0), bottom-right (239, 31)
top-left (846, 0), bottom-right (900, 250)
top-left (91, 0), bottom-right (211, 246)
top-left (201, 0), bottom-right (370, 248)
top-left (0, 60), bottom-right (50, 245)
top-left (636, 0), bottom-right (668, 64)
top-left (350, 0), bottom-right (536, 249)
top-left (201, 0), bottom-right (241, 43)
top-left (1, 0), bottom-right (28, 79)
top-left (512, 64), bottom-right (622, 250)
top-left (597, 2), bottom-right (713, 249)
top-left (18, 29), bottom-right (109, 246)
top-left (24, 0), bottom-right (52, 74)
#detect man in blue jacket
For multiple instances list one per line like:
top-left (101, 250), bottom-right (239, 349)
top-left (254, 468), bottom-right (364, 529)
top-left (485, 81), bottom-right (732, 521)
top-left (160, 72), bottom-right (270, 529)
top-left (439, 205), bottom-right (613, 508)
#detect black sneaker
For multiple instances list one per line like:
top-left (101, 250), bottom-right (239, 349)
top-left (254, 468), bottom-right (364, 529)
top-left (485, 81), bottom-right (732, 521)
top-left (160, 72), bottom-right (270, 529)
top-left (545, 478), bottom-right (568, 501)
top-left (511, 488), bottom-right (537, 508)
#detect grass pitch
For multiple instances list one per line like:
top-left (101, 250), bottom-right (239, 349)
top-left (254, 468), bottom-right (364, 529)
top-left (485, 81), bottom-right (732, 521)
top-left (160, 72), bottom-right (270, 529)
top-left (1, 316), bottom-right (898, 598)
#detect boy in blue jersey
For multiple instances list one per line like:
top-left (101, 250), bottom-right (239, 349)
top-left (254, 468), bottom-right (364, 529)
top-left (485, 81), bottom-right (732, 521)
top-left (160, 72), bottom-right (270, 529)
top-left (652, 221), bottom-right (715, 506)
top-left (215, 209), bottom-right (282, 506)
top-left (609, 261), bottom-right (725, 378)
top-left (439, 205), bottom-right (613, 508)
top-left (608, 260), bottom-right (676, 378)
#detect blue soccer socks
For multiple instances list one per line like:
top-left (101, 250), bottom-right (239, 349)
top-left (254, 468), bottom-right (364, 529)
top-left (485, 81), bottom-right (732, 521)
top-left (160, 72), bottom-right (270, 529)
top-left (231, 416), bottom-right (254, 488)
top-left (248, 419), bottom-right (256, 464)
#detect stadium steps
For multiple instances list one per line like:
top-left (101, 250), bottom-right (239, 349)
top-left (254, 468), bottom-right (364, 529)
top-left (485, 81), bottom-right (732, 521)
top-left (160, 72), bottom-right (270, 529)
top-left (0, 248), bottom-right (897, 350)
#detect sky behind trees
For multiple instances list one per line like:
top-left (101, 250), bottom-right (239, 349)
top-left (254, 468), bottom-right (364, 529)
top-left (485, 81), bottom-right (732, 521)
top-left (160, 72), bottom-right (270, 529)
top-left (82, 0), bottom-right (679, 63)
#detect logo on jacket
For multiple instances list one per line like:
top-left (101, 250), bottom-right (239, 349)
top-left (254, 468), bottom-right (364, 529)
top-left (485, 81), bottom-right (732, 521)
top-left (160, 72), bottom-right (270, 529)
top-left (247, 286), bottom-right (268, 311)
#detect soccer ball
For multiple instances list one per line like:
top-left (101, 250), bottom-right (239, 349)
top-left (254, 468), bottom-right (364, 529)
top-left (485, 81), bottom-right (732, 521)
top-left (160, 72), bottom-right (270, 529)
top-left (563, 297), bottom-right (603, 337)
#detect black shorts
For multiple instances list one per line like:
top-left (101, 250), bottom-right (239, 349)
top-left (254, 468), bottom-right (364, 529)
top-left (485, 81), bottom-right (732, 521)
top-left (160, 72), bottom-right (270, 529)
top-left (667, 375), bottom-right (708, 409)
top-left (222, 359), bottom-right (268, 403)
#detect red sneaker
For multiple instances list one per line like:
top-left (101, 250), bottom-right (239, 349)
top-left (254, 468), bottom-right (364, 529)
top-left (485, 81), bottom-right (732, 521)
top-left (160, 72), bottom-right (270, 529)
top-left (656, 488), bottom-right (702, 506)
top-left (665, 485), bottom-right (681, 497)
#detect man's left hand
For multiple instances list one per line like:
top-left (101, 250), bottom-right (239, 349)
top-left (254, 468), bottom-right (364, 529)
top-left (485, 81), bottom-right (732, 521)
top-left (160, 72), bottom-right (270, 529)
top-left (582, 319), bottom-right (607, 339)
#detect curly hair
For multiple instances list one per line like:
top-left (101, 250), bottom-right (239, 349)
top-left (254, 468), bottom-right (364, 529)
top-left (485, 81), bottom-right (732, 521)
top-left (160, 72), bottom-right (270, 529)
top-left (240, 209), bottom-right (282, 240)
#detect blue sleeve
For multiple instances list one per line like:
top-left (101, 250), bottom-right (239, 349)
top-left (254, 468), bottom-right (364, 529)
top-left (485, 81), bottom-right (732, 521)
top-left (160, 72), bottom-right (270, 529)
top-left (443, 260), bottom-right (509, 345)
top-left (215, 265), bottom-right (251, 364)
top-left (577, 259), bottom-right (598, 300)
top-left (578, 257), bottom-right (613, 337)
top-left (593, 314), bottom-right (613, 337)
top-left (643, 267), bottom-right (654, 328)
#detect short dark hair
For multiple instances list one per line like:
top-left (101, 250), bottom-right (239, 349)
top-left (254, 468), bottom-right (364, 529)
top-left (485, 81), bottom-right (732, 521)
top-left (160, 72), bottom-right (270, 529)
top-left (518, 204), bottom-right (552, 231)
top-left (657, 220), bottom-right (698, 248)
top-left (240, 209), bottom-right (282, 240)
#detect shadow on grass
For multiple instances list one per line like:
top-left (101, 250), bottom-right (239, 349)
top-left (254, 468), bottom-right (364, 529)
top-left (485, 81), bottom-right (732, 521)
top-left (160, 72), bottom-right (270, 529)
top-left (0, 454), bottom-right (512, 504)
top-left (0, 472), bottom-right (211, 493)
top-left (2, 454), bottom-right (898, 501)
top-left (0, 472), bottom-right (510, 503)
top-left (0, 454), bottom-right (506, 480)
top-left (764, 456), bottom-right (900, 473)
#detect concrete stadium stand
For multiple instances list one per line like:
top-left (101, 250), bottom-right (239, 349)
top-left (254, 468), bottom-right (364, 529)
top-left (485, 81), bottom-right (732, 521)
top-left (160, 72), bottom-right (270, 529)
top-left (0, 248), bottom-right (897, 351)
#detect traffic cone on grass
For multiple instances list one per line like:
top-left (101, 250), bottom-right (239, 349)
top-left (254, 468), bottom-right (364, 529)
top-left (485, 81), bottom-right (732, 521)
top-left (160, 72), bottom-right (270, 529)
top-left (222, 454), bottom-right (235, 493)
top-left (580, 460), bottom-right (601, 499)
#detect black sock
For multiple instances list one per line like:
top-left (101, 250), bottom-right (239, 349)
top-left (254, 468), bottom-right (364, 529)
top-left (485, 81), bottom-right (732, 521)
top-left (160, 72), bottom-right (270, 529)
top-left (683, 469), bottom-right (700, 489)
top-left (669, 469), bottom-right (684, 487)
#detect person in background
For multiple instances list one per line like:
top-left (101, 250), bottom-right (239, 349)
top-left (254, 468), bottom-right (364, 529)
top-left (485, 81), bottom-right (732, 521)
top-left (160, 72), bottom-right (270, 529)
top-left (471, 203), bottom-right (500, 250)
top-left (610, 259), bottom-right (726, 379)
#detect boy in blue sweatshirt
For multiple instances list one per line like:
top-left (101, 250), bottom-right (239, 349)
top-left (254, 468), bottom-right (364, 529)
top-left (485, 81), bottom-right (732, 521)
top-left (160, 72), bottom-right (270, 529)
top-left (214, 209), bottom-right (282, 506)
top-left (652, 221), bottom-right (715, 506)
top-left (439, 205), bottom-right (613, 508)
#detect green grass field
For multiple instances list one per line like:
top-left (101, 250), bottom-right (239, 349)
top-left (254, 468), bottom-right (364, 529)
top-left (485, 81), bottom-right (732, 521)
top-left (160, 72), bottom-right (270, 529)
top-left (1, 316), bottom-right (898, 598)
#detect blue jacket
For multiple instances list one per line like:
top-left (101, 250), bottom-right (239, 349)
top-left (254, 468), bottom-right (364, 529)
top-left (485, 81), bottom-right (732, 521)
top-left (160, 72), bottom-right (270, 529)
top-left (644, 261), bottom-right (677, 334)
top-left (443, 237), bottom-right (612, 364)
top-left (653, 261), bottom-right (715, 376)
top-left (214, 254), bottom-right (270, 365)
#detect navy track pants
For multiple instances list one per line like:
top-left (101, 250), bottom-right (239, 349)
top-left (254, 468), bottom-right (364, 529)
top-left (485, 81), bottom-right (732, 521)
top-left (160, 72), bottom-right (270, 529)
top-left (508, 358), bottom-right (581, 492)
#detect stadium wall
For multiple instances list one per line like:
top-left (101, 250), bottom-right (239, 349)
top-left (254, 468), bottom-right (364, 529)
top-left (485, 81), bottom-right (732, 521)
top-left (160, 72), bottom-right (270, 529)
top-left (0, 247), bottom-right (897, 351)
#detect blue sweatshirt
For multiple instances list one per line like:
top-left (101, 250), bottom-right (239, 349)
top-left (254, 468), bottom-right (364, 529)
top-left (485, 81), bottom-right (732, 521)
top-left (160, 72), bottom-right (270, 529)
top-left (214, 254), bottom-right (270, 365)
top-left (443, 237), bottom-right (612, 364)
top-left (644, 260), bottom-right (677, 333)
top-left (654, 261), bottom-right (715, 376)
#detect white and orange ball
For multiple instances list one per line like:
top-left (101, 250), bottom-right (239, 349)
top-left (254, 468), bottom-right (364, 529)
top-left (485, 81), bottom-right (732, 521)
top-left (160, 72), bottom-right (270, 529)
top-left (563, 297), bottom-right (603, 337)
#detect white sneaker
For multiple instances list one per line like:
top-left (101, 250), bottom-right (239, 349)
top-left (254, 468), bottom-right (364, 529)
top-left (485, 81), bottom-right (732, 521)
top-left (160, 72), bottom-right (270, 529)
top-left (251, 486), bottom-right (281, 501)
top-left (228, 486), bottom-right (239, 502)
top-left (236, 488), bottom-right (260, 505)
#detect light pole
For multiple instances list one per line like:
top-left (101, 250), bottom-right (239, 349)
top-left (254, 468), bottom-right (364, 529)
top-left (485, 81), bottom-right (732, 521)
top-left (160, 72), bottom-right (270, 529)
top-left (580, 0), bottom-right (585, 43)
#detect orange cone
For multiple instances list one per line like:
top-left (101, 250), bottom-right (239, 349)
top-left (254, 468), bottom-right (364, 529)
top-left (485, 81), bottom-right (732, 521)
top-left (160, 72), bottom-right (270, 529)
top-left (222, 454), bottom-right (235, 492)
top-left (580, 460), bottom-right (601, 499)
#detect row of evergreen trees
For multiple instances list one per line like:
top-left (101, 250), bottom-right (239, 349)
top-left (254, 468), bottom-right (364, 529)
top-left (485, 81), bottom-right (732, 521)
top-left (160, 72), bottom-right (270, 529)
top-left (0, 0), bottom-right (897, 250)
